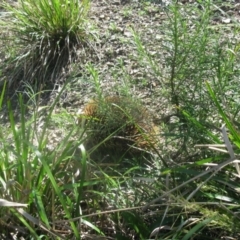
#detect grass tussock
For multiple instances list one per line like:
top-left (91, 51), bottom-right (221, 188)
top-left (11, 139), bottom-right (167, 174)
top-left (0, 0), bottom-right (92, 87)
top-left (79, 95), bottom-right (160, 159)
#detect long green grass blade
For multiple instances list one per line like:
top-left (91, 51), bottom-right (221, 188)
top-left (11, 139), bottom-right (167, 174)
top-left (33, 189), bottom-right (50, 227)
top-left (38, 152), bottom-right (79, 238)
top-left (75, 144), bottom-right (87, 219)
top-left (0, 81), bottom-right (6, 109)
top-left (206, 81), bottom-right (240, 144)
top-left (182, 217), bottom-right (213, 240)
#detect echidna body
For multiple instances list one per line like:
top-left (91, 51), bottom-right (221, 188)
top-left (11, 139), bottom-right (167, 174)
top-left (79, 96), bottom-right (159, 154)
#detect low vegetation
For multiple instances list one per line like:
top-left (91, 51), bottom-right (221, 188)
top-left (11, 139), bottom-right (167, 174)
top-left (0, 0), bottom-right (92, 88)
top-left (1, 0), bottom-right (240, 239)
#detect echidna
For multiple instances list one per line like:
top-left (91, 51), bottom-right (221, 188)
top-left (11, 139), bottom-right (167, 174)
top-left (79, 96), bottom-right (159, 156)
